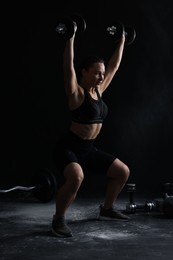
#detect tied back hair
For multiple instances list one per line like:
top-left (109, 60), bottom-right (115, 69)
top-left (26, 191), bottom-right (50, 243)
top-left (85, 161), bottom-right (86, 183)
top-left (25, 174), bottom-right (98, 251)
top-left (76, 55), bottom-right (105, 83)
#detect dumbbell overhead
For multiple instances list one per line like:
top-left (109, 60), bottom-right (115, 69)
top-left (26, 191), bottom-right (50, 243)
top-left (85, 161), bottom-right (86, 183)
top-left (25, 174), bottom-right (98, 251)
top-left (107, 21), bottom-right (136, 45)
top-left (55, 14), bottom-right (86, 40)
top-left (55, 14), bottom-right (136, 45)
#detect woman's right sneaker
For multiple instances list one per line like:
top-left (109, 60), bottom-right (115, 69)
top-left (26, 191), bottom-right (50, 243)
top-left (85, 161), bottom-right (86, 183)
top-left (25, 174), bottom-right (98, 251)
top-left (52, 216), bottom-right (72, 237)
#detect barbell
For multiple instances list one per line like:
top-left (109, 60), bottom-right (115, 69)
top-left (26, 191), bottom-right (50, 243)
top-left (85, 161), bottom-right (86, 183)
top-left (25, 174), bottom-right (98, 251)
top-left (55, 13), bottom-right (86, 40)
top-left (107, 21), bottom-right (136, 45)
top-left (0, 168), bottom-right (57, 203)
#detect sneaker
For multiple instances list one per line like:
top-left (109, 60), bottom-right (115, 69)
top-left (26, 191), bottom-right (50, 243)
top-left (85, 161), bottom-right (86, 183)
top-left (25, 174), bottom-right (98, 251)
top-left (52, 216), bottom-right (72, 237)
top-left (99, 205), bottom-right (130, 221)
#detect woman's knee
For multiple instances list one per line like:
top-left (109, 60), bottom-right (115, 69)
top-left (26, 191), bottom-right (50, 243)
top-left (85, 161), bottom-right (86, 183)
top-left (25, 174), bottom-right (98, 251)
top-left (108, 158), bottom-right (130, 180)
top-left (64, 162), bottom-right (84, 186)
top-left (121, 164), bottom-right (130, 180)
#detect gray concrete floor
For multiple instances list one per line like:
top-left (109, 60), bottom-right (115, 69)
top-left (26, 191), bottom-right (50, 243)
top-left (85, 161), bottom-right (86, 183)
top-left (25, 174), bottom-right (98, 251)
top-left (0, 192), bottom-right (173, 260)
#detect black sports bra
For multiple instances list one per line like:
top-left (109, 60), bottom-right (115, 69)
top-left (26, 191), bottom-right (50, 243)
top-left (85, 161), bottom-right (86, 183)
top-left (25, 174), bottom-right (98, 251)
top-left (71, 88), bottom-right (108, 124)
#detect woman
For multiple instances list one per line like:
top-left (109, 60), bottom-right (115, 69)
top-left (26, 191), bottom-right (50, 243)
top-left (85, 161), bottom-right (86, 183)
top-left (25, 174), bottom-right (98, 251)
top-left (52, 22), bottom-right (130, 238)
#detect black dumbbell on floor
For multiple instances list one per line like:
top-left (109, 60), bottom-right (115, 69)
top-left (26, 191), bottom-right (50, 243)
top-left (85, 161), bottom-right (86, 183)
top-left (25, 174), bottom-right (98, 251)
top-left (160, 182), bottom-right (173, 218)
top-left (125, 183), bottom-right (155, 213)
top-left (125, 183), bottom-right (173, 218)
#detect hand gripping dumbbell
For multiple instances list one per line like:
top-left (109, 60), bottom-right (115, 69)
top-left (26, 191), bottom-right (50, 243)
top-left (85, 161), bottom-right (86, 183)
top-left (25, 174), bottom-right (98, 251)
top-left (106, 21), bottom-right (136, 45)
top-left (55, 13), bottom-right (86, 40)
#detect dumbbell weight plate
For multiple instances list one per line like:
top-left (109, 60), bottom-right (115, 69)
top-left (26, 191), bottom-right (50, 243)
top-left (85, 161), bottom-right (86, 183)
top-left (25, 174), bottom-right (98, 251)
top-left (70, 13), bottom-right (86, 34)
top-left (32, 168), bottom-right (57, 203)
top-left (107, 21), bottom-right (124, 43)
top-left (55, 16), bottom-right (75, 40)
top-left (162, 196), bottom-right (173, 218)
top-left (124, 25), bottom-right (136, 45)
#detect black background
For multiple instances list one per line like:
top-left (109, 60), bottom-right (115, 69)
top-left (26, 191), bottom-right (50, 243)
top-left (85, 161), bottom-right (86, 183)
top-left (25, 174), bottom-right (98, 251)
top-left (1, 0), bottom-right (173, 196)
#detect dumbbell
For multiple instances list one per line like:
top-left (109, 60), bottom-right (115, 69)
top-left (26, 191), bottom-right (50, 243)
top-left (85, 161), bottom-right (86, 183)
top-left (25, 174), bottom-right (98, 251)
top-left (0, 168), bottom-right (57, 203)
top-left (160, 182), bottom-right (173, 218)
top-left (55, 13), bottom-right (86, 40)
top-left (107, 21), bottom-right (136, 45)
top-left (126, 200), bottom-right (156, 213)
top-left (125, 183), bottom-right (155, 213)
top-left (125, 183), bottom-right (173, 218)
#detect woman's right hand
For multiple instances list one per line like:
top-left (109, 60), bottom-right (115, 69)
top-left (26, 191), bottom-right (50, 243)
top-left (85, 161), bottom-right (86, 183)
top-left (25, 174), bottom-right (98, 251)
top-left (73, 21), bottom-right (77, 34)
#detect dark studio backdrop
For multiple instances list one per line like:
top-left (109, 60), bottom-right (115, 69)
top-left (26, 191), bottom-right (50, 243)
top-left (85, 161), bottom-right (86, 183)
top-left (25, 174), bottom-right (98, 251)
top-left (1, 0), bottom-right (173, 198)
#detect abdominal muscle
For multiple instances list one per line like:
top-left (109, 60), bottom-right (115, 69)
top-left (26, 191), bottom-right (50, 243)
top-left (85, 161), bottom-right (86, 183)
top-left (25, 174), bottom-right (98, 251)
top-left (70, 121), bottom-right (102, 140)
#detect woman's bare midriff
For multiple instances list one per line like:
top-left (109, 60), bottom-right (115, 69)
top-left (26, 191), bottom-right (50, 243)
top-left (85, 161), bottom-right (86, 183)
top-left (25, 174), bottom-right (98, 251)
top-left (70, 121), bottom-right (102, 140)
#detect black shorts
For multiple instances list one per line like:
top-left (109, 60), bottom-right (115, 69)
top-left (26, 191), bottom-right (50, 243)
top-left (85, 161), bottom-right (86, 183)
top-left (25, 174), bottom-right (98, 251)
top-left (52, 131), bottom-right (116, 174)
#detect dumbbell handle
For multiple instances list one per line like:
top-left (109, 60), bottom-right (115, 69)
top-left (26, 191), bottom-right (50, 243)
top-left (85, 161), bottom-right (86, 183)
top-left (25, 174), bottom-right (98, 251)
top-left (126, 183), bottom-right (136, 202)
top-left (0, 186), bottom-right (36, 193)
top-left (137, 202), bottom-right (155, 211)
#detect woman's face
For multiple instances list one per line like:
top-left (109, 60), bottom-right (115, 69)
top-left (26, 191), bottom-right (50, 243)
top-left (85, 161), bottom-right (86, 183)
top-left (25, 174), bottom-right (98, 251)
top-left (82, 62), bottom-right (105, 88)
